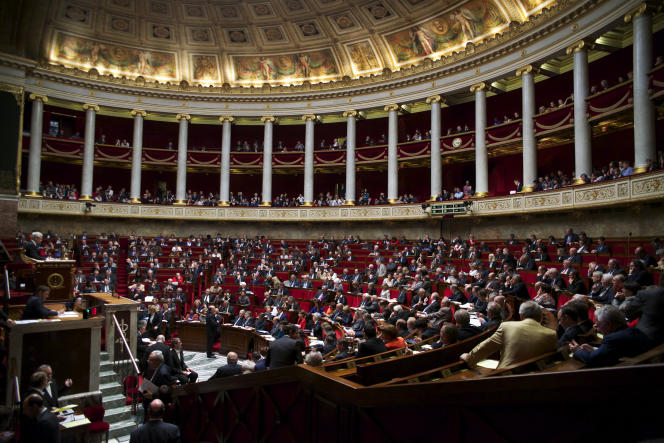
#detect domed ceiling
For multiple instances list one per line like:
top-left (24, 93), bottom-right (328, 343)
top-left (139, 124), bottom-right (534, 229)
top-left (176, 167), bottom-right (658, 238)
top-left (41, 0), bottom-right (556, 87)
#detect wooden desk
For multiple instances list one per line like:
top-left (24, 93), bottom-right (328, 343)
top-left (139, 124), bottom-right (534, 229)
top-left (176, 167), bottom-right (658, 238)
top-left (6, 317), bottom-right (103, 405)
top-left (35, 260), bottom-right (75, 301)
top-left (177, 321), bottom-right (270, 358)
top-left (85, 293), bottom-right (139, 362)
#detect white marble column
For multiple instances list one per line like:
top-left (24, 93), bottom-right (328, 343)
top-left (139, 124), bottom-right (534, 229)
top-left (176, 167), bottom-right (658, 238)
top-left (471, 83), bottom-right (488, 197)
top-left (566, 41), bottom-right (592, 183)
top-left (129, 109), bottom-right (146, 203)
top-left (218, 116), bottom-right (233, 206)
top-left (302, 114), bottom-right (316, 206)
top-left (628, 6), bottom-right (656, 172)
top-left (174, 113), bottom-right (190, 205)
top-left (427, 95), bottom-right (442, 200)
top-left (385, 104), bottom-right (399, 203)
top-left (80, 103), bottom-right (99, 201)
top-left (261, 116), bottom-right (275, 206)
top-left (517, 65), bottom-right (537, 192)
top-left (343, 110), bottom-right (357, 205)
top-left (26, 94), bottom-right (47, 197)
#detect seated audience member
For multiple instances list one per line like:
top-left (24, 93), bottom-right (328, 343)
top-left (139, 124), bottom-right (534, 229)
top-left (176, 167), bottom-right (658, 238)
top-left (209, 352), bottom-right (243, 379)
top-left (380, 324), bottom-right (406, 350)
top-left (21, 394), bottom-right (60, 443)
top-left (431, 322), bottom-right (459, 349)
top-left (304, 351), bottom-right (323, 367)
top-left (461, 301), bottom-right (557, 369)
top-left (533, 283), bottom-right (556, 310)
top-left (571, 305), bottom-right (650, 367)
top-left (557, 302), bottom-right (591, 348)
top-left (356, 324), bottom-right (388, 358)
top-left (168, 338), bottom-right (198, 384)
top-left (589, 273), bottom-right (615, 304)
top-left (626, 259), bottom-right (654, 287)
top-left (454, 309), bottom-right (482, 341)
top-left (481, 302), bottom-right (503, 331)
top-left (621, 286), bottom-right (664, 346)
top-left (266, 325), bottom-right (304, 368)
top-left (130, 399), bottom-right (180, 443)
top-left (567, 269), bottom-right (587, 295)
top-left (414, 318), bottom-right (440, 341)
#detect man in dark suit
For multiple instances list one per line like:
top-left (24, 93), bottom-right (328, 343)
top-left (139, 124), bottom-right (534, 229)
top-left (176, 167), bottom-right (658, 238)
top-left (142, 350), bottom-right (175, 423)
top-left (622, 286), bottom-right (664, 346)
top-left (500, 248), bottom-right (517, 270)
top-left (168, 338), bottom-right (198, 384)
top-left (266, 325), bottom-right (304, 369)
top-left (454, 309), bottom-right (483, 341)
top-left (572, 305), bottom-right (650, 367)
top-left (24, 231), bottom-right (44, 260)
top-left (205, 307), bottom-right (220, 358)
top-left (21, 394), bottom-right (60, 443)
top-left (356, 324), bottom-right (387, 358)
top-left (209, 352), bottom-right (243, 379)
top-left (482, 302), bottom-right (503, 332)
top-left (130, 399), bottom-right (180, 443)
top-left (37, 364), bottom-right (72, 409)
top-left (143, 335), bottom-right (171, 371)
top-left (502, 275), bottom-right (530, 301)
top-left (22, 286), bottom-right (61, 320)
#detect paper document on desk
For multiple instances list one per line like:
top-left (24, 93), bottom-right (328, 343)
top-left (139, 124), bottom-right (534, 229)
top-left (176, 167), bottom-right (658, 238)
top-left (14, 320), bottom-right (40, 324)
top-left (140, 379), bottom-right (158, 394)
top-left (59, 312), bottom-right (79, 318)
top-left (61, 418), bottom-right (90, 428)
top-left (54, 404), bottom-right (78, 413)
top-left (469, 318), bottom-right (482, 327)
top-left (476, 359), bottom-right (499, 369)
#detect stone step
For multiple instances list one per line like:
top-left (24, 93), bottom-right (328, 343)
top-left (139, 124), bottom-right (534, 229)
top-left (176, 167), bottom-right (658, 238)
top-left (100, 370), bottom-right (119, 384)
top-left (109, 419), bottom-right (138, 439)
top-left (100, 382), bottom-right (123, 397)
top-left (105, 405), bottom-right (133, 424)
top-left (100, 352), bottom-right (110, 362)
top-left (102, 393), bottom-right (128, 410)
top-left (100, 361), bottom-right (115, 374)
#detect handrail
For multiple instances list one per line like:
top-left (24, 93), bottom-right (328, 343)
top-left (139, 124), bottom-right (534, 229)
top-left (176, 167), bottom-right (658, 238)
top-left (112, 313), bottom-right (139, 375)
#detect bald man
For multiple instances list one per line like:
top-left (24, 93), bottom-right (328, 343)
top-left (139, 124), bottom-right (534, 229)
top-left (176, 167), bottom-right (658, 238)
top-left (209, 352), bottom-right (243, 380)
top-left (130, 399), bottom-right (180, 443)
top-left (21, 393), bottom-right (60, 443)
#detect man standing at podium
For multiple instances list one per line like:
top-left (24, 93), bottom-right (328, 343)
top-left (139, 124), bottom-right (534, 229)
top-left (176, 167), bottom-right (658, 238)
top-left (22, 286), bottom-right (62, 320)
top-left (24, 231), bottom-right (44, 260)
top-left (205, 307), bottom-right (220, 358)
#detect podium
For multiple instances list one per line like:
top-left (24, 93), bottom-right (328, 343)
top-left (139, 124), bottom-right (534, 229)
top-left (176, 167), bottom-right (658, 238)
top-left (34, 260), bottom-right (75, 301)
top-left (6, 316), bottom-right (103, 405)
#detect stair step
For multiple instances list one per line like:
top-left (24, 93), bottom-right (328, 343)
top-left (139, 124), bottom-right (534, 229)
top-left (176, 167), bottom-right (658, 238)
top-left (100, 352), bottom-right (110, 362)
top-left (102, 393), bottom-right (128, 410)
top-left (100, 382), bottom-right (124, 397)
top-left (105, 405), bottom-right (133, 423)
top-left (109, 419), bottom-right (138, 439)
top-left (100, 370), bottom-right (119, 384)
top-left (100, 361), bottom-right (115, 373)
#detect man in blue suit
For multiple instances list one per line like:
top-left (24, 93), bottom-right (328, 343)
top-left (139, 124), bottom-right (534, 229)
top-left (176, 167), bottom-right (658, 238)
top-left (571, 305), bottom-right (650, 367)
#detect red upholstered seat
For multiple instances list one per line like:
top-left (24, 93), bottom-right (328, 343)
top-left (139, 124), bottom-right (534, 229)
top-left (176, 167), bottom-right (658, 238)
top-left (84, 405), bottom-right (110, 442)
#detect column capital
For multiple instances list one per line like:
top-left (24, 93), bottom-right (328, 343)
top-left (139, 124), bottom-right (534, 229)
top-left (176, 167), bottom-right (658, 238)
top-left (82, 103), bottom-right (100, 112)
top-left (176, 113), bottom-right (191, 121)
top-left (624, 2), bottom-right (650, 22)
top-left (425, 95), bottom-right (444, 104)
top-left (565, 40), bottom-right (589, 55)
top-left (342, 110), bottom-right (357, 118)
top-left (384, 104), bottom-right (399, 112)
top-left (261, 116), bottom-right (276, 123)
top-left (130, 109), bottom-right (147, 117)
top-left (29, 93), bottom-right (48, 103)
top-left (301, 114), bottom-right (317, 121)
top-left (219, 115), bottom-right (234, 123)
top-left (516, 65), bottom-right (534, 77)
top-left (470, 82), bottom-right (486, 93)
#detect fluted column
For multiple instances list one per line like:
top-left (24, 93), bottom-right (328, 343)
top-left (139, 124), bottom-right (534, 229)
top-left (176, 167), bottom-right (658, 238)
top-left (174, 113), bottom-right (190, 205)
top-left (129, 109), bottom-right (146, 203)
top-left (627, 4), bottom-right (656, 172)
top-left (566, 41), bottom-right (592, 184)
top-left (80, 103), bottom-right (99, 201)
top-left (302, 114), bottom-right (316, 206)
top-left (261, 116), bottom-right (275, 206)
top-left (385, 104), bottom-right (399, 203)
top-left (517, 65), bottom-right (537, 192)
top-left (471, 83), bottom-right (488, 197)
top-left (26, 94), bottom-right (48, 197)
top-left (218, 116), bottom-right (233, 206)
top-left (343, 110), bottom-right (357, 205)
top-left (427, 95), bottom-right (443, 200)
